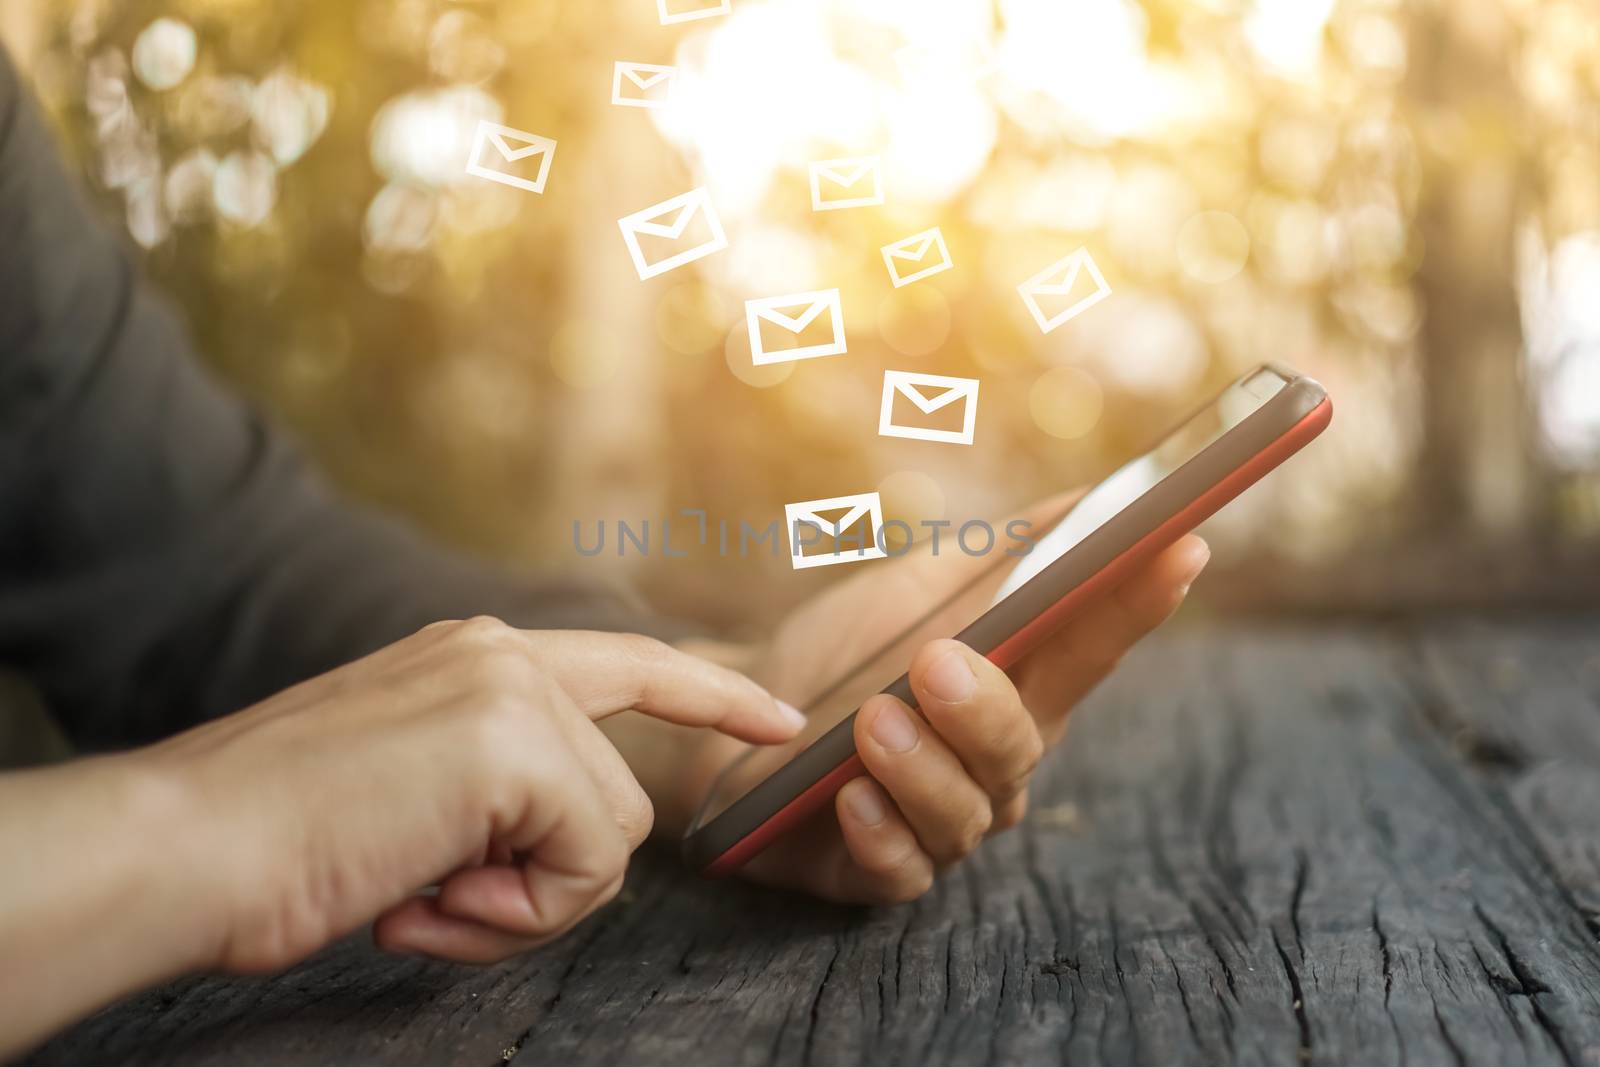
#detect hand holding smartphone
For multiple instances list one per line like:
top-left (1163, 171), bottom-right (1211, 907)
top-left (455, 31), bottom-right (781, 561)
top-left (684, 364), bottom-right (1331, 877)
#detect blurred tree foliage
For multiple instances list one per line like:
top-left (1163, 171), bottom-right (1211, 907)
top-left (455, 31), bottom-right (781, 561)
top-left (27, 0), bottom-right (1600, 622)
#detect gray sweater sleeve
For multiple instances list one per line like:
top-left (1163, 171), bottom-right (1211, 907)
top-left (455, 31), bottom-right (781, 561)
top-left (0, 49), bottom-right (696, 751)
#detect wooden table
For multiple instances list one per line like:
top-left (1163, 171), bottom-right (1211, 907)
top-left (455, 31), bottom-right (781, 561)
top-left (27, 618), bottom-right (1600, 1066)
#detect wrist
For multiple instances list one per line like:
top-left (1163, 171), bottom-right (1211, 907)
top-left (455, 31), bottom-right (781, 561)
top-left (0, 753), bottom-right (230, 1056)
top-left (103, 750), bottom-right (235, 976)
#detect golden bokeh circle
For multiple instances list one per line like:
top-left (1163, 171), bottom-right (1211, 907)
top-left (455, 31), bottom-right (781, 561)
top-left (723, 321), bottom-right (796, 389)
top-left (1177, 210), bottom-right (1251, 284)
top-left (1029, 365), bottom-right (1104, 440)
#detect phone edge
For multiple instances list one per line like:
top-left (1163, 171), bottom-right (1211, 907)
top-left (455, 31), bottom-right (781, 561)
top-left (692, 384), bottom-right (1333, 878)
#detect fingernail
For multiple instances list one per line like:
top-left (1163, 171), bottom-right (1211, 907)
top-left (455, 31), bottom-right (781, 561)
top-left (924, 650), bottom-right (976, 704)
top-left (871, 702), bottom-right (919, 753)
top-left (844, 781), bottom-right (887, 826)
top-left (776, 700), bottom-right (808, 730)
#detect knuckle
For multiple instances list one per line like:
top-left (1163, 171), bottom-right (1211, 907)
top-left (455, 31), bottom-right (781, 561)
top-left (923, 829), bottom-right (958, 865)
top-left (882, 868), bottom-right (934, 905)
top-left (970, 803), bottom-right (995, 841)
top-left (950, 803), bottom-right (993, 857)
top-left (988, 726), bottom-right (1044, 799)
top-left (992, 791), bottom-right (1029, 832)
top-left (1020, 723), bottom-right (1045, 772)
top-left (595, 831), bottom-right (631, 885)
top-left (454, 615), bottom-right (516, 646)
top-left (599, 872), bottom-right (627, 908)
top-left (860, 836), bottom-right (918, 877)
top-left (617, 784), bottom-right (656, 849)
top-left (976, 722), bottom-right (1035, 775)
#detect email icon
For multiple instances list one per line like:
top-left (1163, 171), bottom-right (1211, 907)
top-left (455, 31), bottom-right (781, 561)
top-left (465, 121), bottom-right (556, 195)
top-left (612, 62), bottom-right (676, 109)
top-left (878, 370), bottom-right (980, 445)
top-left (617, 187), bottom-right (729, 280)
top-left (657, 0), bottom-right (730, 25)
top-left (881, 226), bottom-right (953, 288)
top-left (745, 289), bottom-right (847, 365)
top-left (784, 492), bottom-right (888, 570)
top-left (808, 156), bottom-right (884, 212)
top-left (1017, 248), bottom-right (1112, 333)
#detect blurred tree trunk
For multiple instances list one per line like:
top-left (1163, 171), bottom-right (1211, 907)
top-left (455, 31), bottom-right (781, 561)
top-left (1406, 0), bottom-right (1553, 538)
top-left (539, 19), bottom-right (674, 574)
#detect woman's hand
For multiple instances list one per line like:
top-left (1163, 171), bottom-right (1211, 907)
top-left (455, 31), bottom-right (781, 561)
top-left (622, 495), bottom-right (1210, 904)
top-left (0, 619), bottom-right (801, 1057)
top-left (153, 618), bottom-right (803, 970)
top-left (737, 533), bottom-right (1205, 903)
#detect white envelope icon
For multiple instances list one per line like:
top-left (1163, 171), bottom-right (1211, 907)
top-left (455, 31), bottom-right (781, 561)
top-left (881, 226), bottom-right (953, 288)
top-left (808, 156), bottom-right (884, 212)
top-left (657, 0), bottom-right (730, 25)
top-left (745, 289), bottom-right (847, 365)
top-left (878, 370), bottom-right (980, 445)
top-left (465, 120), bottom-right (556, 195)
top-left (1017, 248), bottom-right (1112, 333)
top-left (784, 492), bottom-right (888, 570)
top-left (612, 62), bottom-right (676, 109)
top-left (617, 188), bottom-right (729, 280)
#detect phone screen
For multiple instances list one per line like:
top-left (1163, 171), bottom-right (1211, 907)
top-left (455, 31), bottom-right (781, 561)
top-left (689, 367), bottom-right (1290, 828)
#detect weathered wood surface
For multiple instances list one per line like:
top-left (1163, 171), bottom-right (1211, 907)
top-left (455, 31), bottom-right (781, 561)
top-left (27, 618), bottom-right (1600, 1066)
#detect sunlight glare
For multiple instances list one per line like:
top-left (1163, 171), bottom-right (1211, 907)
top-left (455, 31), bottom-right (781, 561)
top-left (657, 4), bottom-right (874, 213)
top-left (993, 0), bottom-right (1169, 141)
top-left (1245, 0), bottom-right (1335, 78)
top-left (1522, 229), bottom-right (1600, 465)
top-left (370, 86), bottom-right (500, 188)
top-left (658, 0), bottom-right (998, 214)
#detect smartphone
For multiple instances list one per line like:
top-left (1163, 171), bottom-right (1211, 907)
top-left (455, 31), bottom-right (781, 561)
top-left (683, 363), bottom-right (1332, 877)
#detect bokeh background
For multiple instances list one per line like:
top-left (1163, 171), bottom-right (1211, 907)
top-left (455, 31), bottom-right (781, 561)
top-left (4, 0), bottom-right (1599, 634)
